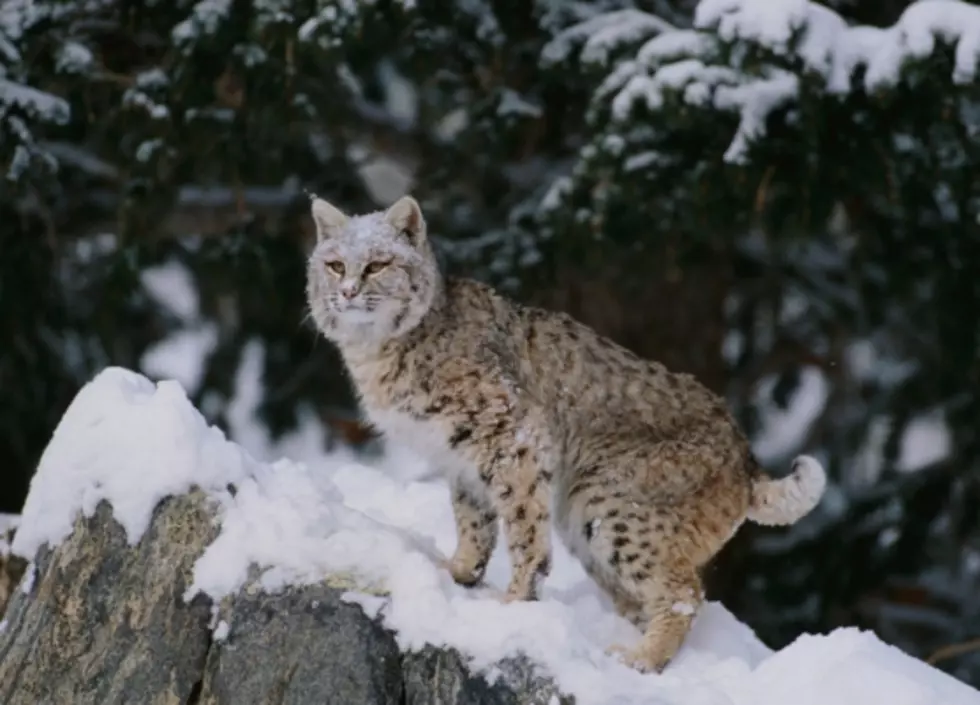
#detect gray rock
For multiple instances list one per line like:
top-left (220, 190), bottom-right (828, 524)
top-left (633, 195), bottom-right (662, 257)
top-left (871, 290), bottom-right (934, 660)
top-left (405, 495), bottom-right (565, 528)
top-left (199, 584), bottom-right (402, 705)
top-left (0, 523), bottom-right (26, 619)
top-left (403, 647), bottom-right (572, 705)
top-left (0, 489), bottom-right (572, 705)
top-left (0, 492), bottom-right (217, 705)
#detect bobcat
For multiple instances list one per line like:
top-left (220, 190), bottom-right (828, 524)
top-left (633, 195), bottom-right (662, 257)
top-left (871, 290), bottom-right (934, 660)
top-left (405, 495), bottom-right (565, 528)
top-left (305, 194), bottom-right (826, 673)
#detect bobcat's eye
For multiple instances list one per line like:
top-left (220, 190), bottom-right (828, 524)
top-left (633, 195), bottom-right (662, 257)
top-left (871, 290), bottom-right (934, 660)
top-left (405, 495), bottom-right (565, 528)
top-left (364, 260), bottom-right (391, 275)
top-left (325, 261), bottom-right (345, 275)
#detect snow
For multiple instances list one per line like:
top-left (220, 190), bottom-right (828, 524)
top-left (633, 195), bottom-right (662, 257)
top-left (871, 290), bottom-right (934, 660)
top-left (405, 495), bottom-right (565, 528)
top-left (122, 87), bottom-right (170, 120)
top-left (0, 33), bottom-right (18, 65)
top-left (19, 562), bottom-right (35, 595)
top-left (694, 0), bottom-right (980, 91)
top-left (637, 30), bottom-right (717, 66)
top-left (497, 89), bottom-right (543, 119)
top-left (55, 41), bottom-right (93, 74)
top-left (0, 0), bottom-right (43, 44)
top-left (172, 0), bottom-right (232, 46)
top-left (434, 107), bottom-right (468, 141)
top-left (355, 152), bottom-right (415, 206)
top-left (896, 410), bottom-right (952, 474)
top-left (6, 144), bottom-right (29, 180)
top-left (296, 1), bottom-right (364, 47)
top-left (671, 602), bottom-right (697, 616)
top-left (850, 409), bottom-right (952, 487)
top-left (140, 259), bottom-right (200, 322)
top-left (212, 620), bottom-right (230, 642)
top-left (578, 26), bottom-right (798, 163)
top-left (572, 0), bottom-right (980, 165)
top-left (139, 260), bottom-right (218, 396)
top-left (0, 78), bottom-right (70, 124)
top-left (862, 0), bottom-right (980, 88)
top-left (135, 138), bottom-right (165, 163)
top-left (11, 369), bottom-right (250, 557)
top-left (539, 176), bottom-right (572, 213)
top-left (11, 367), bottom-right (980, 705)
top-left (722, 330), bottom-right (745, 365)
top-left (378, 61), bottom-right (418, 127)
top-left (623, 151), bottom-right (667, 172)
top-left (222, 340), bottom-right (355, 467)
top-left (713, 69), bottom-right (798, 163)
top-left (695, 0), bottom-right (807, 51)
top-left (610, 60), bottom-right (742, 119)
top-left (844, 338), bottom-right (917, 388)
top-left (140, 327), bottom-right (217, 395)
top-left (751, 366), bottom-right (829, 464)
top-left (541, 10), bottom-right (672, 67)
top-left (852, 416), bottom-right (892, 488)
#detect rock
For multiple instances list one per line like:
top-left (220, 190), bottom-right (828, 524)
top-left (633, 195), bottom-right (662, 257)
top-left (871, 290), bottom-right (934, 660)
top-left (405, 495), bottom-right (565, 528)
top-left (0, 521), bottom-right (26, 620)
top-left (199, 584), bottom-right (403, 705)
top-left (0, 490), bottom-right (570, 705)
top-left (403, 648), bottom-right (572, 705)
top-left (0, 493), bottom-right (217, 705)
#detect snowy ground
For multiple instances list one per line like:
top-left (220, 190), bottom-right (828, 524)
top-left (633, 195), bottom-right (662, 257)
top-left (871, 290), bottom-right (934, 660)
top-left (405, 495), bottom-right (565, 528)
top-left (10, 368), bottom-right (980, 705)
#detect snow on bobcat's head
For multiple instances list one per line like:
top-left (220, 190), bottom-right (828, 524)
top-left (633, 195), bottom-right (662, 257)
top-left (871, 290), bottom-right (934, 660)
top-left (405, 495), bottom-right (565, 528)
top-left (305, 195), bottom-right (440, 347)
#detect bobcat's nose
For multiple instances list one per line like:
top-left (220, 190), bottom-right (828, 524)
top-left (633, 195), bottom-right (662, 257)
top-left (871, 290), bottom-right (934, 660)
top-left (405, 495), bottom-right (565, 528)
top-left (340, 282), bottom-right (359, 300)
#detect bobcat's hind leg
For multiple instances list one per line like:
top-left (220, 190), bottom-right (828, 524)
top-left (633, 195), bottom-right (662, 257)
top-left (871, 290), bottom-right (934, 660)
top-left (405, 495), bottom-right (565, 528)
top-left (562, 436), bottom-right (747, 672)
top-left (607, 568), bottom-right (703, 673)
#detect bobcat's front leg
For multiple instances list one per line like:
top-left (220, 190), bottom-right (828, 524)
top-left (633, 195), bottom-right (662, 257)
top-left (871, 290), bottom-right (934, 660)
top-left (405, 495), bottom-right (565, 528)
top-left (489, 445), bottom-right (552, 601)
top-left (448, 481), bottom-right (498, 586)
top-left (450, 415), bottom-right (553, 601)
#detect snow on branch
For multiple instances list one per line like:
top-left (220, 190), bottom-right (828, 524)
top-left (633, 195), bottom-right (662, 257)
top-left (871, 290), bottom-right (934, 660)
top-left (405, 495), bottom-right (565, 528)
top-left (541, 9), bottom-right (674, 68)
top-left (695, 0), bottom-right (980, 91)
top-left (561, 0), bottom-right (980, 167)
top-left (172, 0), bottom-right (232, 49)
top-left (0, 73), bottom-right (69, 182)
top-left (714, 70), bottom-right (799, 163)
top-left (636, 29), bottom-right (720, 67)
top-left (0, 78), bottom-right (70, 124)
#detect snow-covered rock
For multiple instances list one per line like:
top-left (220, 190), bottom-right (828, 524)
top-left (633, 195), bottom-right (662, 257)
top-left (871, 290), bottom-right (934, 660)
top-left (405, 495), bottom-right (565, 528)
top-left (3, 367), bottom-right (979, 705)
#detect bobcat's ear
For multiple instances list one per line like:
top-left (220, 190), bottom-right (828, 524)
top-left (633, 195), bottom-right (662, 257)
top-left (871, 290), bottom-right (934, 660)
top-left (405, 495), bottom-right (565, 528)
top-left (311, 197), bottom-right (349, 240)
top-left (383, 196), bottom-right (425, 246)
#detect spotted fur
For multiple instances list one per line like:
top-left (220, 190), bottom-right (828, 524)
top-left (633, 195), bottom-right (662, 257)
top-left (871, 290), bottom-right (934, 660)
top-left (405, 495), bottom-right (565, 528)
top-left (306, 195), bottom-right (827, 673)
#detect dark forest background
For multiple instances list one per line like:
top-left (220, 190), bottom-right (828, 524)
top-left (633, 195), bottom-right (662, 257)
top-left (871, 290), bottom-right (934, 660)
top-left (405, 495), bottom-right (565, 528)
top-left (3, 0), bottom-right (980, 686)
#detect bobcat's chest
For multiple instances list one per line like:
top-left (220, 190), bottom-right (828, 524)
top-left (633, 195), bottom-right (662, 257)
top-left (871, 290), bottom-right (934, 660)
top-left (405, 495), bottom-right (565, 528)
top-left (368, 406), bottom-right (450, 462)
top-left (346, 350), bottom-right (483, 488)
top-left (365, 406), bottom-right (481, 488)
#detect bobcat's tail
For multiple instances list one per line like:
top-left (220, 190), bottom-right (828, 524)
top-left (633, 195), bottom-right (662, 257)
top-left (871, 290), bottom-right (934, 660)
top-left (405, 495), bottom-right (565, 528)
top-left (746, 455), bottom-right (826, 526)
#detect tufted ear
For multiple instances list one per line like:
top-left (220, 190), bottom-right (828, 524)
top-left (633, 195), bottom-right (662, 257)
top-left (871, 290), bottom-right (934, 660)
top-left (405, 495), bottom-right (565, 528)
top-left (383, 195), bottom-right (425, 245)
top-left (311, 197), bottom-right (349, 240)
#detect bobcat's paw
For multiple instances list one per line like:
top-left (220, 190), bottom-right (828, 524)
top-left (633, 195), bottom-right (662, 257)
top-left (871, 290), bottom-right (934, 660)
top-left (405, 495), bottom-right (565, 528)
top-left (446, 553), bottom-right (488, 588)
top-left (606, 643), bottom-right (670, 674)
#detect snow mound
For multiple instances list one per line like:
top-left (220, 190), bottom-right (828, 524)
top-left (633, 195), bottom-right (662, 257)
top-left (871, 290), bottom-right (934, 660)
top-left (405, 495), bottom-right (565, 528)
top-left (12, 367), bottom-right (980, 705)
